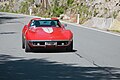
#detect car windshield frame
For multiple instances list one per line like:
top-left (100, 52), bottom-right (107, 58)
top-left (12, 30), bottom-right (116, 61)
top-left (30, 20), bottom-right (61, 27)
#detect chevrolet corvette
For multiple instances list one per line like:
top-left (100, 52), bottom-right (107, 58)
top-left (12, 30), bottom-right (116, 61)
top-left (22, 18), bottom-right (73, 52)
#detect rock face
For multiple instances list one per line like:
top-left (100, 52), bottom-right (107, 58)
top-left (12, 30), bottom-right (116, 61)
top-left (0, 0), bottom-right (9, 6)
top-left (82, 0), bottom-right (120, 31)
top-left (0, 0), bottom-right (24, 11)
top-left (85, 0), bottom-right (120, 18)
top-left (1, 0), bottom-right (120, 18)
top-left (61, 0), bottom-right (120, 24)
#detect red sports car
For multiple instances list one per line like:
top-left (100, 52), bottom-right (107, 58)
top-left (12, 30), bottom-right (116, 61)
top-left (22, 18), bottom-right (73, 52)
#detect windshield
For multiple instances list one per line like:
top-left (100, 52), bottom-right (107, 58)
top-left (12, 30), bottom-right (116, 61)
top-left (30, 20), bottom-right (61, 27)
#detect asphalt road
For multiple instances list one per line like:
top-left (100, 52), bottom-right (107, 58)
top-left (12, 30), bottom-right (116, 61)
top-left (0, 12), bottom-right (120, 80)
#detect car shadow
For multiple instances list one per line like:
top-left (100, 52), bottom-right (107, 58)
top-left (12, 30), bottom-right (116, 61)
top-left (31, 49), bottom-right (77, 53)
top-left (0, 54), bottom-right (120, 80)
top-left (0, 32), bottom-right (17, 35)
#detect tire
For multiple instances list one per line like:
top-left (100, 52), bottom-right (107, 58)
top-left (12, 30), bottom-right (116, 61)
top-left (25, 40), bottom-right (31, 52)
top-left (66, 40), bottom-right (73, 51)
top-left (22, 35), bottom-right (25, 49)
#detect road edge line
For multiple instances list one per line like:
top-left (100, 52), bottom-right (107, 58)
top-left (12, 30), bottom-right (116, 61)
top-left (61, 20), bottom-right (120, 37)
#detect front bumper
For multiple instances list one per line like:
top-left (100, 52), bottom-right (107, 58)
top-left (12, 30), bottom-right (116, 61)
top-left (27, 40), bottom-right (72, 48)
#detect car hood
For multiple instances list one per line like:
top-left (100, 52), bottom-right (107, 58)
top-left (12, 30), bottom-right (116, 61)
top-left (28, 27), bottom-right (69, 40)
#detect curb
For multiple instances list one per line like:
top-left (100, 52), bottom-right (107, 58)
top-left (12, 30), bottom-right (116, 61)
top-left (61, 21), bottom-right (120, 37)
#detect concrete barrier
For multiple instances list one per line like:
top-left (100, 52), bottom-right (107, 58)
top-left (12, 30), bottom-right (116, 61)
top-left (92, 17), bottom-right (113, 30)
top-left (83, 17), bottom-right (113, 29)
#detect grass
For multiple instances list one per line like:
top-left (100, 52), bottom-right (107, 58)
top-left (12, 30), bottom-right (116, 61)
top-left (109, 30), bottom-right (120, 33)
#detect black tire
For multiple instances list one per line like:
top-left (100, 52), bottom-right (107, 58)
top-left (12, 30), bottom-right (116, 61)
top-left (22, 35), bottom-right (25, 49)
top-left (66, 40), bottom-right (73, 51)
top-left (25, 40), bottom-right (31, 52)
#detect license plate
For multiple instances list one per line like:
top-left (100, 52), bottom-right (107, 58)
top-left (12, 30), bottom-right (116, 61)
top-left (45, 42), bottom-right (57, 45)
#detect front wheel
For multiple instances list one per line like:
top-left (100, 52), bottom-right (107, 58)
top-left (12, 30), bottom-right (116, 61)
top-left (25, 40), bottom-right (31, 52)
top-left (66, 40), bottom-right (73, 51)
top-left (22, 35), bottom-right (25, 49)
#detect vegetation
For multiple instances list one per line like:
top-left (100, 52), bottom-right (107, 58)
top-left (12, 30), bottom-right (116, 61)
top-left (0, 4), bottom-right (9, 12)
top-left (19, 1), bottom-right (29, 14)
top-left (67, 0), bottom-right (74, 6)
top-left (0, 0), bottom-right (119, 24)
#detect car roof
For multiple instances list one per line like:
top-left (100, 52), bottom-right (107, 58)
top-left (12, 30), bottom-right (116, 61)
top-left (32, 18), bottom-right (59, 21)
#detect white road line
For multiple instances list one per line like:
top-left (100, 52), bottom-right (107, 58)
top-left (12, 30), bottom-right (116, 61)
top-left (61, 21), bottom-right (120, 37)
top-left (1, 12), bottom-right (120, 37)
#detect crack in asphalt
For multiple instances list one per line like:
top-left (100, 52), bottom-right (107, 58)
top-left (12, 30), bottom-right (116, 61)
top-left (0, 32), bottom-right (17, 35)
top-left (74, 52), bottom-right (118, 78)
top-left (6, 21), bottom-right (25, 25)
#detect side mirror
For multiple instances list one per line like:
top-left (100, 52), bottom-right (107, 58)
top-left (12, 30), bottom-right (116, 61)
top-left (64, 24), bottom-right (67, 27)
top-left (24, 25), bottom-right (28, 27)
top-left (24, 25), bottom-right (30, 29)
top-left (25, 25), bottom-right (31, 28)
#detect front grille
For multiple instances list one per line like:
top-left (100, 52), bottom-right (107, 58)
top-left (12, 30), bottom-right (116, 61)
top-left (57, 41), bottom-right (69, 45)
top-left (32, 42), bottom-right (45, 46)
top-left (29, 40), bottom-right (69, 46)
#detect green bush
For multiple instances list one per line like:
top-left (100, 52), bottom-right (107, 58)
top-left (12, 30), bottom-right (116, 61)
top-left (52, 6), bottom-right (64, 17)
top-left (19, 1), bottom-right (29, 14)
top-left (67, 0), bottom-right (74, 6)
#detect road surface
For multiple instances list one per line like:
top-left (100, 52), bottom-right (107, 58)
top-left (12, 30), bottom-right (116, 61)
top-left (0, 12), bottom-right (120, 80)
